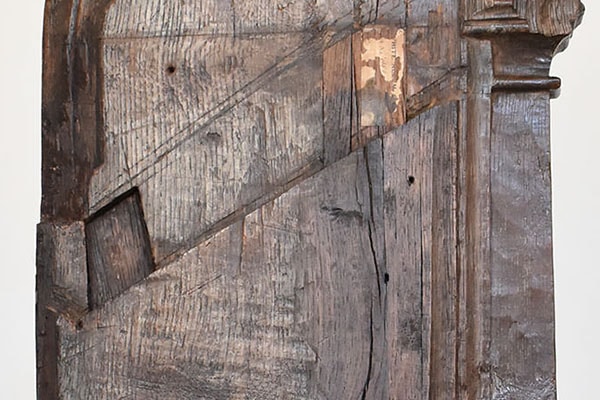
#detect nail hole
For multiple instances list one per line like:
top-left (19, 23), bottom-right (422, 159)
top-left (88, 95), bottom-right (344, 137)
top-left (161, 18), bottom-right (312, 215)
top-left (166, 65), bottom-right (176, 75)
top-left (408, 176), bottom-right (416, 186)
top-left (76, 320), bottom-right (84, 331)
top-left (384, 273), bottom-right (390, 284)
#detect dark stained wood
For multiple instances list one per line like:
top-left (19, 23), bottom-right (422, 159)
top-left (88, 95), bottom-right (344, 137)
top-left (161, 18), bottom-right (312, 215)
top-left (85, 189), bottom-right (155, 309)
top-left (38, 0), bottom-right (585, 399)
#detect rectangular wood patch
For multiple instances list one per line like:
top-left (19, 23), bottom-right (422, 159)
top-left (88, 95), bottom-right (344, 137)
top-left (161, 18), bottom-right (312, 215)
top-left (85, 189), bottom-right (155, 309)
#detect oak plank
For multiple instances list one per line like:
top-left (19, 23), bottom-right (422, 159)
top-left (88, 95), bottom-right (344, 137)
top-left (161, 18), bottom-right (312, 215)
top-left (36, 222), bottom-right (87, 400)
top-left (323, 35), bottom-right (353, 165)
top-left (383, 112), bottom-right (427, 400)
top-left (429, 102), bottom-right (459, 398)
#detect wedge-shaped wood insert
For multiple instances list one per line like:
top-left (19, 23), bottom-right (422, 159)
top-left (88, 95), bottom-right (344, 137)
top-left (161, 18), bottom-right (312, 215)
top-left (85, 190), bottom-right (155, 309)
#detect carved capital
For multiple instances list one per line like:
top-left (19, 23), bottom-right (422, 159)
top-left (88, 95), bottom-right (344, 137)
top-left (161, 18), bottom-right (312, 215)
top-left (464, 0), bottom-right (585, 37)
top-left (464, 0), bottom-right (584, 98)
top-left (489, 34), bottom-right (565, 96)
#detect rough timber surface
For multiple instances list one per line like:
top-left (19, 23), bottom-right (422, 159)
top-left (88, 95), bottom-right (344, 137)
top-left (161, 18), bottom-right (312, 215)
top-left (38, 0), bottom-right (585, 399)
top-left (58, 104), bottom-right (458, 400)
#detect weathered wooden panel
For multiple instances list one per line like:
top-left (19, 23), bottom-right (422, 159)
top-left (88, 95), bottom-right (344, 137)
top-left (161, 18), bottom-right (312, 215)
top-left (383, 109), bottom-right (430, 400)
top-left (93, 33), bottom-right (325, 260)
top-left (36, 222), bottom-right (87, 400)
top-left (60, 151), bottom-right (379, 399)
top-left (429, 102), bottom-right (459, 398)
top-left (57, 103), bottom-right (458, 399)
top-left (38, 0), bottom-right (585, 399)
top-left (37, 223), bottom-right (88, 317)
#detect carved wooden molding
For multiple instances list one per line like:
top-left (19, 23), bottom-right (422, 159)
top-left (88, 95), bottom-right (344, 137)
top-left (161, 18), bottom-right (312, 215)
top-left (464, 0), bottom-right (584, 36)
top-left (467, 0), bottom-right (523, 20)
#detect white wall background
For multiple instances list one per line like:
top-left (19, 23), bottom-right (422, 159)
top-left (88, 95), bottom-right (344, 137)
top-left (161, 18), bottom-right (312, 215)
top-left (0, 1), bottom-right (597, 399)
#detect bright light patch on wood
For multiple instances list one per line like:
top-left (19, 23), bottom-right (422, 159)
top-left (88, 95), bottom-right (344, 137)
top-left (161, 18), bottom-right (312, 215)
top-left (355, 26), bottom-right (406, 128)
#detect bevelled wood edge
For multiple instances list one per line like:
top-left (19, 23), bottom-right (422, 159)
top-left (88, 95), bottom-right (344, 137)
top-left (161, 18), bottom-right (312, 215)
top-left (463, 0), bottom-right (585, 38)
top-left (463, 18), bottom-right (530, 36)
top-left (463, 33), bottom-right (568, 99)
top-left (493, 75), bottom-right (561, 93)
top-left (488, 34), bottom-right (565, 100)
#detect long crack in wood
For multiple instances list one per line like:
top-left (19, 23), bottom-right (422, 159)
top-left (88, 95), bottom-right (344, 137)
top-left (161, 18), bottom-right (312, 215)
top-left (361, 302), bottom-right (375, 400)
top-left (364, 147), bottom-right (382, 301)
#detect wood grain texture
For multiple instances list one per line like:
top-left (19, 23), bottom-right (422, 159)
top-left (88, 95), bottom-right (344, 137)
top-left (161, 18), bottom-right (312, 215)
top-left (38, 223), bottom-right (88, 319)
top-left (92, 3), bottom-right (413, 262)
top-left (488, 92), bottom-right (555, 399)
top-left (61, 152), bottom-right (372, 399)
top-left (406, 1), bottom-right (461, 98)
top-left (383, 111), bottom-right (430, 400)
top-left (38, 0), bottom-right (584, 398)
top-left (464, 38), bottom-right (495, 400)
top-left (355, 26), bottom-right (405, 129)
top-left (93, 31), bottom-right (326, 260)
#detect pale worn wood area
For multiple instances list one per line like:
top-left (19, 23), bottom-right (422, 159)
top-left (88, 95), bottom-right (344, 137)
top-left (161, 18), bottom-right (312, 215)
top-left (36, 222), bottom-right (87, 400)
top-left (355, 26), bottom-right (405, 129)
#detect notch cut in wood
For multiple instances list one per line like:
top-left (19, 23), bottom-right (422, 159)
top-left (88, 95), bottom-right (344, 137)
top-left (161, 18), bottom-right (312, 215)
top-left (85, 189), bottom-right (155, 309)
